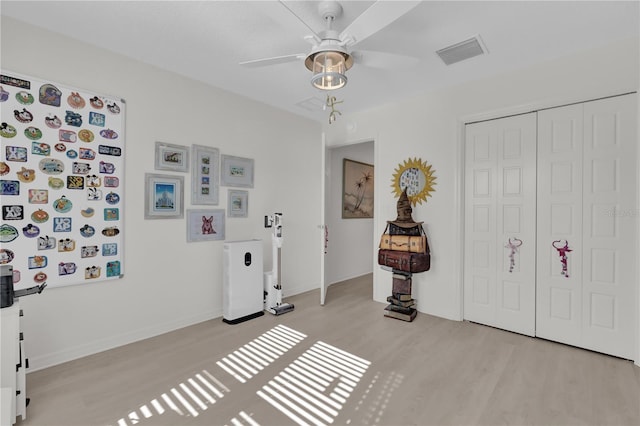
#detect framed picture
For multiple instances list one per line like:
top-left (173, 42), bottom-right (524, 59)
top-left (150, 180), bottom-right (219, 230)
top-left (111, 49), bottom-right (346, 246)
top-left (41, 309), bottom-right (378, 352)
top-left (191, 144), bottom-right (220, 205)
top-left (155, 141), bottom-right (189, 172)
top-left (144, 173), bottom-right (184, 219)
top-left (228, 190), bottom-right (248, 218)
top-left (186, 209), bottom-right (225, 242)
top-left (342, 158), bottom-right (374, 219)
top-left (221, 155), bottom-right (254, 188)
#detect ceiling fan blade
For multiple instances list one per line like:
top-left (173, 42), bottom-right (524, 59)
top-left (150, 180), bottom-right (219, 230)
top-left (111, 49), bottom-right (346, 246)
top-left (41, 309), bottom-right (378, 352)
top-left (239, 53), bottom-right (306, 68)
top-left (351, 50), bottom-right (420, 69)
top-left (279, 0), bottom-right (321, 40)
top-left (340, 0), bottom-right (421, 46)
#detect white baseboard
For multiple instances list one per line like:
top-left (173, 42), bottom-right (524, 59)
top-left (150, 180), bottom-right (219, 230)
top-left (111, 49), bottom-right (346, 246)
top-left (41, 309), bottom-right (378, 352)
top-left (27, 308), bottom-right (222, 372)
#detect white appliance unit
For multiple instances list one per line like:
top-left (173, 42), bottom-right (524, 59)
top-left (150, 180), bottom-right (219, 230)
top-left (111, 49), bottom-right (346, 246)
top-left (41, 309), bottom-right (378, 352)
top-left (223, 240), bottom-right (265, 324)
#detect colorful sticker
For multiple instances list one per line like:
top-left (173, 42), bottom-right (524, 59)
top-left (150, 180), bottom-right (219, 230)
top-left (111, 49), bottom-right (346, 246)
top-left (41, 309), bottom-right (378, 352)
top-left (16, 166), bottom-right (36, 183)
top-left (79, 148), bottom-right (96, 160)
top-left (59, 129), bottom-right (77, 143)
top-left (0, 86), bottom-right (8, 102)
top-left (80, 207), bottom-right (95, 218)
top-left (0, 249), bottom-right (15, 264)
top-left (106, 102), bottom-right (120, 114)
top-left (0, 224), bottom-right (19, 243)
top-left (24, 126), bottom-right (43, 140)
top-left (87, 187), bottom-right (102, 200)
top-left (28, 189), bottom-right (48, 204)
top-left (39, 158), bottom-right (64, 174)
top-left (22, 223), bottom-right (40, 238)
top-left (54, 143), bottom-right (66, 152)
top-left (12, 269), bottom-right (20, 283)
top-left (78, 129), bottom-right (94, 142)
top-left (65, 110), bottom-right (82, 127)
top-left (66, 150), bottom-right (78, 159)
top-left (88, 112), bottom-right (105, 127)
top-left (79, 224), bottom-right (95, 238)
top-left (105, 192), bottom-right (120, 205)
top-left (52, 217), bottom-right (72, 232)
top-left (58, 262), bottom-right (77, 275)
top-left (58, 238), bottom-right (75, 252)
top-left (16, 91), bottom-right (34, 105)
top-left (98, 145), bottom-right (121, 156)
top-left (89, 96), bottom-right (104, 109)
top-left (1, 123), bottom-right (18, 139)
top-left (2, 205), bottom-right (24, 220)
top-left (72, 162), bottom-right (91, 174)
top-left (67, 175), bottom-right (85, 189)
top-left (39, 83), bottom-right (61, 106)
top-left (104, 176), bottom-right (119, 187)
top-left (1, 75), bottom-right (30, 89)
top-left (37, 235), bottom-right (56, 250)
top-left (85, 265), bottom-right (101, 279)
top-left (0, 162), bottom-right (10, 175)
top-left (14, 107), bottom-right (33, 123)
top-left (48, 177), bottom-right (64, 189)
top-left (102, 226), bottom-right (119, 237)
top-left (0, 180), bottom-right (19, 195)
top-left (33, 271), bottom-right (47, 283)
top-left (67, 92), bottom-right (86, 109)
top-left (86, 175), bottom-right (101, 187)
top-left (106, 261), bottom-right (121, 277)
top-left (81, 245), bottom-right (99, 258)
top-left (99, 129), bottom-right (118, 140)
top-left (102, 243), bottom-right (117, 256)
top-left (99, 161), bottom-right (115, 174)
top-left (31, 209), bottom-right (49, 223)
top-left (32, 141), bottom-right (51, 156)
top-left (45, 114), bottom-right (62, 129)
top-left (28, 255), bottom-right (47, 269)
top-left (104, 208), bottom-right (119, 221)
top-left (53, 195), bottom-right (73, 213)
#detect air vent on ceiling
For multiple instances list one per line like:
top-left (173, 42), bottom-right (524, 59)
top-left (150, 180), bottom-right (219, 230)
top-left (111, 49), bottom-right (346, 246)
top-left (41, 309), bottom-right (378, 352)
top-left (436, 35), bottom-right (487, 66)
top-left (296, 97), bottom-right (325, 112)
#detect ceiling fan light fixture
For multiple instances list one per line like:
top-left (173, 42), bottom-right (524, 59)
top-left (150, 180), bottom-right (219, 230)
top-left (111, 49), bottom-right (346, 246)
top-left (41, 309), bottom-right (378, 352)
top-left (306, 49), bottom-right (353, 91)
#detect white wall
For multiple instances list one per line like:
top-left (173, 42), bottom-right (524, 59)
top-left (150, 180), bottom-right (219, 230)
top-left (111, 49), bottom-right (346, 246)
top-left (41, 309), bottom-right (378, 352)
top-left (324, 37), bottom-right (639, 342)
top-left (325, 141), bottom-right (374, 285)
top-left (1, 17), bottom-right (322, 370)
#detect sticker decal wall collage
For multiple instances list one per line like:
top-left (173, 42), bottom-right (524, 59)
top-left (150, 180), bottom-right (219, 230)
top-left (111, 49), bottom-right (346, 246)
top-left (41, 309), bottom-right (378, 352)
top-left (0, 71), bottom-right (125, 290)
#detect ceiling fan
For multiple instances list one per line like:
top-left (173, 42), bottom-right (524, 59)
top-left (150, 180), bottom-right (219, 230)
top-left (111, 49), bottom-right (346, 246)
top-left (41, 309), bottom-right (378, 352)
top-left (239, 0), bottom-right (421, 90)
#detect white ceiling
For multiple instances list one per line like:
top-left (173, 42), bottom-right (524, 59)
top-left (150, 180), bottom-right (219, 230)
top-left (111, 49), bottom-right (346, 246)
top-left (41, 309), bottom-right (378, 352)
top-left (2, 1), bottom-right (638, 122)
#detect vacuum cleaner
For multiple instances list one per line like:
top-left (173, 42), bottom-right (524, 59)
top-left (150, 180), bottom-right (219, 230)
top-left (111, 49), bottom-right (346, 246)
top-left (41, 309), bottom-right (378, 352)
top-left (264, 213), bottom-right (295, 315)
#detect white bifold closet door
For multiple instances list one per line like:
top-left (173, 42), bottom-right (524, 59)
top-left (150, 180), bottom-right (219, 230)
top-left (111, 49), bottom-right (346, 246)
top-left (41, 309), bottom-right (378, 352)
top-left (537, 94), bottom-right (637, 359)
top-left (464, 113), bottom-right (537, 336)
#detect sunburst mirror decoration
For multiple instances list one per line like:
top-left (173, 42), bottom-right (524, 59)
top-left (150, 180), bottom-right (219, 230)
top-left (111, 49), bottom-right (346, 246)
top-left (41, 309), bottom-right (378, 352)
top-left (391, 158), bottom-right (437, 206)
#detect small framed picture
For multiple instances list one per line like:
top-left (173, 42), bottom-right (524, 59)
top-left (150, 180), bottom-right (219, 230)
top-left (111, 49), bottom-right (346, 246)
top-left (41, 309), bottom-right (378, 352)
top-left (155, 141), bottom-right (189, 172)
top-left (191, 144), bottom-right (220, 205)
top-left (221, 155), bottom-right (254, 188)
top-left (186, 209), bottom-right (225, 242)
top-left (144, 173), bottom-right (184, 219)
top-left (228, 190), bottom-right (248, 218)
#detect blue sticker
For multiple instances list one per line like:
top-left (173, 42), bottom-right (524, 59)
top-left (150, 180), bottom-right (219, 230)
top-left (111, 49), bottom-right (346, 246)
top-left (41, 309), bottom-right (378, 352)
top-left (104, 208), bottom-right (119, 221)
top-left (102, 243), bottom-right (117, 256)
top-left (65, 110), bottom-right (82, 127)
top-left (53, 217), bottom-right (72, 232)
top-left (28, 255), bottom-right (47, 269)
top-left (106, 261), bottom-right (121, 277)
top-left (0, 180), bottom-right (19, 195)
top-left (79, 224), bottom-right (95, 238)
top-left (88, 112), bottom-right (105, 127)
top-left (39, 83), bottom-right (61, 106)
top-left (105, 192), bottom-right (120, 205)
top-left (22, 223), bottom-right (40, 238)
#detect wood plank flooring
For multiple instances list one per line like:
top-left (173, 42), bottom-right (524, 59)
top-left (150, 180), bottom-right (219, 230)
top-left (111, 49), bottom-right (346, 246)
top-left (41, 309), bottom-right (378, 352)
top-left (17, 274), bottom-right (640, 426)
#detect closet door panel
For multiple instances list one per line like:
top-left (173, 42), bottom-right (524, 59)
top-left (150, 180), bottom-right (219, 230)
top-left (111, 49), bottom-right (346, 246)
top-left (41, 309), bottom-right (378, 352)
top-left (464, 113), bottom-right (536, 336)
top-left (581, 94), bottom-right (636, 359)
top-left (536, 104), bottom-right (584, 345)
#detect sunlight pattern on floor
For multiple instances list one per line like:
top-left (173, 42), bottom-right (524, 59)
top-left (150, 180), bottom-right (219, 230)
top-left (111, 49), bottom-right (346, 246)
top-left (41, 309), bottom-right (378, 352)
top-left (113, 369), bottom-right (230, 425)
top-left (257, 341), bottom-right (371, 426)
top-left (217, 325), bottom-right (307, 383)
top-left (352, 371), bottom-right (404, 425)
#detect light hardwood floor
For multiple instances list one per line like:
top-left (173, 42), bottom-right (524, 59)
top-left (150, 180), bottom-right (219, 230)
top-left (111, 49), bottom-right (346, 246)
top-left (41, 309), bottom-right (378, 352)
top-left (17, 274), bottom-right (640, 426)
